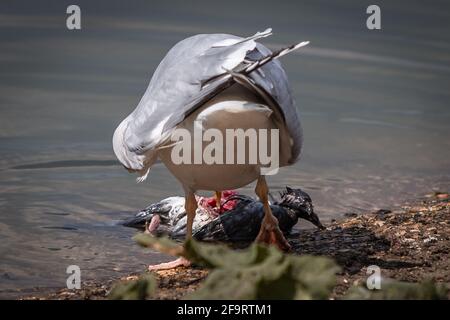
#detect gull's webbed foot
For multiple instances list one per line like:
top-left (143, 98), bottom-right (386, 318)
top-left (254, 176), bottom-right (291, 252)
top-left (255, 214), bottom-right (291, 252)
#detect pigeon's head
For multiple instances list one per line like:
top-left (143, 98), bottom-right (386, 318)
top-left (279, 187), bottom-right (325, 230)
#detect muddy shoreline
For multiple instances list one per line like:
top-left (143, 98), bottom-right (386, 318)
top-left (21, 192), bottom-right (449, 300)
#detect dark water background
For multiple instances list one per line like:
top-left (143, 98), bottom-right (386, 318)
top-left (1, 0), bottom-right (449, 297)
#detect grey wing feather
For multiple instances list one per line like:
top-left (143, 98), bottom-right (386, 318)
top-left (124, 33), bottom-right (254, 153)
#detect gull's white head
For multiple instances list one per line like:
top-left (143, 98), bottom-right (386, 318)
top-left (112, 118), bottom-right (144, 172)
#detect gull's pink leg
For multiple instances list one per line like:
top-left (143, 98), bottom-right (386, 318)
top-left (147, 191), bottom-right (197, 271)
top-left (185, 191), bottom-right (198, 238)
top-left (215, 191), bottom-right (222, 209)
top-left (254, 176), bottom-right (291, 251)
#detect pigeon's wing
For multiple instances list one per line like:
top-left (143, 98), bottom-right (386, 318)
top-left (124, 29), bottom-right (273, 154)
top-left (194, 201), bottom-right (264, 242)
top-left (121, 196), bottom-right (183, 228)
top-left (194, 201), bottom-right (297, 242)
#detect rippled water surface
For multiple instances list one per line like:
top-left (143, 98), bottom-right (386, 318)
top-left (1, 0), bottom-right (449, 297)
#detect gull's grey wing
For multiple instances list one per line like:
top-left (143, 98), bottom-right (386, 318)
top-left (124, 29), bottom-right (306, 164)
top-left (247, 44), bottom-right (303, 162)
top-left (124, 29), bottom-right (272, 153)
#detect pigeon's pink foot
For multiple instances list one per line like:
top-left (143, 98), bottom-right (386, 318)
top-left (145, 215), bottom-right (160, 235)
top-left (148, 257), bottom-right (191, 271)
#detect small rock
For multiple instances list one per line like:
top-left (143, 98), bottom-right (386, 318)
top-left (344, 212), bottom-right (358, 218)
top-left (423, 236), bottom-right (438, 244)
top-left (373, 209), bottom-right (391, 216)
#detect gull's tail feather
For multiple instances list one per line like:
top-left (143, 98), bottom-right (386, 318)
top-left (204, 40), bottom-right (310, 87)
top-left (211, 28), bottom-right (273, 48)
top-left (245, 41), bottom-right (310, 73)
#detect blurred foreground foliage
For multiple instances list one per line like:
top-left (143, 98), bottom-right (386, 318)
top-left (345, 279), bottom-right (448, 300)
top-left (108, 274), bottom-right (156, 300)
top-left (134, 234), bottom-right (339, 299)
top-left (111, 234), bottom-right (448, 300)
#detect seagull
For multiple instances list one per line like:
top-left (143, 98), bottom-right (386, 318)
top-left (122, 187), bottom-right (325, 241)
top-left (113, 28), bottom-right (308, 270)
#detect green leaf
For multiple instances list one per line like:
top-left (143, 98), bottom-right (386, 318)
top-left (108, 274), bottom-right (156, 300)
top-left (344, 279), bottom-right (448, 300)
top-left (134, 234), bottom-right (340, 300)
top-left (184, 238), bottom-right (277, 269)
top-left (183, 240), bottom-right (339, 300)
